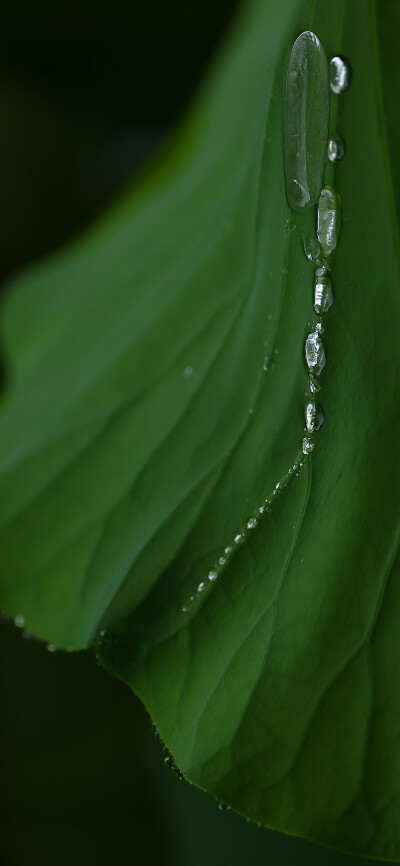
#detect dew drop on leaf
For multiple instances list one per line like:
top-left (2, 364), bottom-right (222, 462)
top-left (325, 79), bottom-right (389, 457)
top-left (304, 237), bottom-right (322, 262)
top-left (314, 270), bottom-right (333, 314)
top-left (284, 31), bottom-right (330, 211)
top-left (317, 186), bottom-right (342, 256)
top-left (305, 331), bottom-right (326, 375)
top-left (329, 55), bottom-right (352, 94)
top-left (327, 134), bottom-right (345, 162)
top-left (305, 401), bottom-right (325, 432)
top-left (302, 436), bottom-right (315, 455)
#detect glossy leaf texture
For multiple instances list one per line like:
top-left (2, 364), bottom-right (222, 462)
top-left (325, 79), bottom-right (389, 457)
top-left (0, 0), bottom-right (399, 858)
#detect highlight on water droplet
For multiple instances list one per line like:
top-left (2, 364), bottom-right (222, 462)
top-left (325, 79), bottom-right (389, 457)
top-left (317, 186), bottom-right (341, 256)
top-left (14, 615), bottom-right (25, 629)
top-left (327, 134), bottom-right (345, 162)
top-left (304, 237), bottom-right (322, 262)
top-left (208, 569), bottom-right (218, 581)
top-left (305, 401), bottom-right (325, 432)
top-left (305, 330), bottom-right (326, 375)
top-left (302, 436), bottom-right (315, 455)
top-left (285, 31), bottom-right (330, 211)
top-left (314, 269), bottom-right (333, 314)
top-left (330, 56), bottom-right (352, 94)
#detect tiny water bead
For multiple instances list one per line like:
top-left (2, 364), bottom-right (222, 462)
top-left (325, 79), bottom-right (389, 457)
top-left (247, 517), bottom-right (258, 530)
top-left (305, 330), bottom-right (326, 375)
top-left (304, 237), bottom-right (322, 262)
top-left (14, 615), bottom-right (25, 629)
top-left (314, 269), bottom-right (333, 314)
top-left (305, 401), bottom-right (324, 432)
top-left (317, 186), bottom-right (341, 256)
top-left (330, 56), bottom-right (352, 94)
top-left (327, 134), bottom-right (345, 162)
top-left (285, 31), bottom-right (330, 211)
top-left (208, 569), bottom-right (218, 581)
top-left (183, 366), bottom-right (193, 378)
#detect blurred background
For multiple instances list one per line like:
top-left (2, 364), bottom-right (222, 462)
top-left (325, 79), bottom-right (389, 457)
top-left (0, 2), bottom-right (390, 864)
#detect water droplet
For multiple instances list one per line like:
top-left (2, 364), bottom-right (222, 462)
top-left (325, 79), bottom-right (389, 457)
top-left (47, 644), bottom-right (57, 653)
top-left (224, 546), bottom-right (232, 556)
top-left (14, 615), bottom-right (25, 629)
top-left (234, 533), bottom-right (244, 545)
top-left (314, 271), bottom-right (333, 314)
top-left (330, 56), bottom-right (352, 94)
top-left (208, 569), bottom-right (218, 581)
top-left (317, 186), bottom-right (341, 256)
top-left (258, 505), bottom-right (265, 515)
top-left (302, 436), bottom-right (315, 454)
top-left (285, 31), bottom-right (330, 211)
top-left (305, 330), bottom-right (326, 375)
top-left (263, 356), bottom-right (275, 371)
top-left (304, 237), bottom-right (322, 262)
top-left (247, 517), bottom-right (258, 530)
top-left (285, 218), bottom-right (296, 232)
top-left (197, 581), bottom-right (206, 593)
top-left (327, 134), bottom-right (345, 162)
top-left (184, 366), bottom-right (193, 378)
top-left (218, 802), bottom-right (230, 812)
top-left (305, 401), bottom-right (325, 432)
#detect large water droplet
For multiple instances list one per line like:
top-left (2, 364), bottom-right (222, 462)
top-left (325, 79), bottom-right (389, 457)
top-left (304, 237), bottom-right (322, 262)
top-left (285, 31), bottom-right (330, 211)
top-left (317, 186), bottom-right (341, 256)
top-left (330, 56), bottom-right (352, 94)
top-left (305, 401), bottom-right (325, 432)
top-left (327, 134), bottom-right (345, 162)
top-left (314, 269), bottom-right (333, 314)
top-left (305, 330), bottom-right (326, 375)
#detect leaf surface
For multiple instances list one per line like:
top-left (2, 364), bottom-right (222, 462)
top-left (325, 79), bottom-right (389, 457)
top-left (0, 0), bottom-right (399, 858)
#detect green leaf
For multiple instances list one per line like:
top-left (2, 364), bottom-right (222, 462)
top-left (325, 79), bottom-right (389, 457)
top-left (0, 0), bottom-right (399, 858)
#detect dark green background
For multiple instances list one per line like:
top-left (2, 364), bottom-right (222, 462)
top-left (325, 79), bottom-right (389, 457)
top-left (0, 2), bottom-right (392, 863)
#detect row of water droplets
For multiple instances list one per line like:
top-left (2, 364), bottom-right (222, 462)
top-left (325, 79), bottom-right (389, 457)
top-left (180, 48), bottom-right (351, 619)
top-left (181, 453), bottom-right (305, 613)
top-left (302, 52), bottom-right (351, 456)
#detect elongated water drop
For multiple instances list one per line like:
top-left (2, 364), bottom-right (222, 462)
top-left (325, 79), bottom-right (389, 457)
top-left (317, 186), bottom-right (341, 256)
top-left (314, 269), bottom-right (333, 314)
top-left (330, 56), bottom-right (352, 94)
top-left (285, 31), bottom-right (330, 211)
top-left (327, 134), bottom-right (345, 162)
top-left (305, 330), bottom-right (326, 375)
top-left (305, 401), bottom-right (324, 432)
